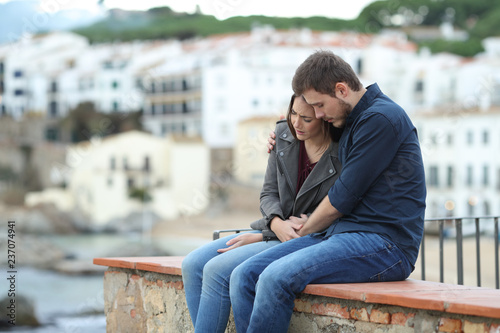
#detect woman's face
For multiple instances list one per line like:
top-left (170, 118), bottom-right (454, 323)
top-left (290, 97), bottom-right (324, 141)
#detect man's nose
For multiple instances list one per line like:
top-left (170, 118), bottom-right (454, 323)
top-left (314, 109), bottom-right (324, 119)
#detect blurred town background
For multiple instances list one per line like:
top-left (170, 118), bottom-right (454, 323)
top-left (0, 0), bottom-right (499, 331)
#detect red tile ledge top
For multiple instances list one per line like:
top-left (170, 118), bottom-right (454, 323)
top-left (304, 279), bottom-right (500, 319)
top-left (94, 256), bottom-right (500, 319)
top-left (93, 256), bottom-right (184, 276)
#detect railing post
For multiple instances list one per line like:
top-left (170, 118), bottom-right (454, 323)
top-left (439, 220), bottom-right (444, 283)
top-left (495, 217), bottom-right (499, 289)
top-left (421, 230), bottom-right (426, 281)
top-left (475, 218), bottom-right (481, 287)
top-left (456, 218), bottom-right (464, 285)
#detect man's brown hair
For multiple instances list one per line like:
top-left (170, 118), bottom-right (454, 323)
top-left (292, 50), bottom-right (363, 97)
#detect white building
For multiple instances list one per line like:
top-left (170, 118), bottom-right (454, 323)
top-left (412, 107), bottom-right (500, 219)
top-left (26, 130), bottom-right (210, 229)
top-left (0, 31), bottom-right (183, 120)
top-left (141, 27), bottom-right (419, 150)
top-left (0, 31), bottom-right (88, 119)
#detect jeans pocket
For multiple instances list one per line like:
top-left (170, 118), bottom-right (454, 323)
top-left (368, 260), bottom-right (406, 282)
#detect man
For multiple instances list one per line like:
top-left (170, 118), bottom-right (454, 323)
top-left (229, 50), bottom-right (426, 333)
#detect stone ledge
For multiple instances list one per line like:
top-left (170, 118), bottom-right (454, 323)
top-left (93, 256), bottom-right (500, 319)
top-left (94, 256), bottom-right (500, 333)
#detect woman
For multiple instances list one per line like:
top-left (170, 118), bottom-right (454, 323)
top-left (181, 94), bottom-right (342, 333)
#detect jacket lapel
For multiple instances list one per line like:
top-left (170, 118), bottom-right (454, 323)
top-left (276, 126), bottom-right (299, 197)
top-left (294, 141), bottom-right (339, 212)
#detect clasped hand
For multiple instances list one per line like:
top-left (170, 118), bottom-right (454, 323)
top-left (270, 214), bottom-right (308, 242)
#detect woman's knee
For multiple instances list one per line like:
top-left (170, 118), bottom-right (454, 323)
top-left (182, 250), bottom-right (207, 279)
top-left (202, 255), bottom-right (236, 284)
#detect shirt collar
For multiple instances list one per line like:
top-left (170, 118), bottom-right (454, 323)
top-left (345, 83), bottom-right (382, 127)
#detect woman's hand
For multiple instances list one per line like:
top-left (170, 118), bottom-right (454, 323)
top-left (217, 233), bottom-right (263, 253)
top-left (269, 216), bottom-right (303, 242)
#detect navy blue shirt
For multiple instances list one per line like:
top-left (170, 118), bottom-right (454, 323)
top-left (326, 83), bottom-right (426, 267)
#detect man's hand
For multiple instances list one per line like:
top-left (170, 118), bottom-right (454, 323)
top-left (267, 130), bottom-right (276, 153)
top-left (269, 216), bottom-right (303, 242)
top-left (297, 196), bottom-right (343, 237)
top-left (267, 115), bottom-right (285, 153)
top-left (217, 233), bottom-right (262, 253)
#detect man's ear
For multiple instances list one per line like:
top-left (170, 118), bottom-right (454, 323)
top-left (335, 82), bottom-right (348, 98)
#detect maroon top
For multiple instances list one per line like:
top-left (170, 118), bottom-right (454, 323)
top-left (296, 141), bottom-right (317, 195)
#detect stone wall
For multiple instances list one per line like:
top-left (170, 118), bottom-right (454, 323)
top-left (102, 267), bottom-right (500, 333)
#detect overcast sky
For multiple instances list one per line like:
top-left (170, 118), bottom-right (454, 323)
top-left (0, 0), bottom-right (377, 20)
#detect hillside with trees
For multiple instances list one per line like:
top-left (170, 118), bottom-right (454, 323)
top-left (73, 0), bottom-right (500, 57)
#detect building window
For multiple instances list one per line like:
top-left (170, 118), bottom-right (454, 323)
top-left (110, 157), bottom-right (116, 170)
top-left (466, 165), bottom-right (473, 186)
top-left (135, 78), bottom-right (143, 89)
top-left (415, 80), bottom-right (424, 92)
top-left (484, 201), bottom-right (490, 215)
top-left (13, 70), bottom-right (23, 78)
top-left (150, 82), bottom-right (156, 94)
top-left (466, 131), bottom-right (473, 145)
top-left (482, 130), bottom-right (489, 144)
top-left (112, 101), bottom-right (119, 112)
top-left (112, 81), bottom-right (119, 89)
top-left (14, 89), bottom-right (24, 96)
top-left (429, 166), bottom-right (439, 187)
top-left (51, 81), bottom-right (57, 93)
top-left (357, 58), bottom-right (363, 76)
top-left (0, 62), bottom-right (4, 74)
top-left (45, 128), bottom-right (59, 141)
top-left (49, 101), bottom-right (58, 117)
top-left (483, 165), bottom-right (489, 186)
top-left (447, 133), bottom-right (453, 145)
top-left (127, 177), bottom-right (134, 188)
top-left (123, 157), bottom-right (129, 170)
top-left (144, 156), bottom-right (150, 172)
top-left (446, 166), bottom-right (454, 187)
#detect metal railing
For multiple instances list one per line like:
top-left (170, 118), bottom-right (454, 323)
top-left (420, 216), bottom-right (499, 289)
top-left (212, 216), bottom-right (500, 289)
top-left (213, 228), bottom-right (252, 241)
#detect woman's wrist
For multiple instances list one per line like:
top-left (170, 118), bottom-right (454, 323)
top-left (269, 216), bottom-right (282, 232)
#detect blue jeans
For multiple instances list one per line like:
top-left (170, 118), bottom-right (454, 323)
top-left (181, 231), bottom-right (280, 333)
top-left (229, 232), bottom-right (413, 333)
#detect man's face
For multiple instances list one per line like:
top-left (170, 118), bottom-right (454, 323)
top-left (302, 88), bottom-right (352, 128)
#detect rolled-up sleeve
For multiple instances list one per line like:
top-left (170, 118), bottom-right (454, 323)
top-left (328, 113), bottom-right (400, 214)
